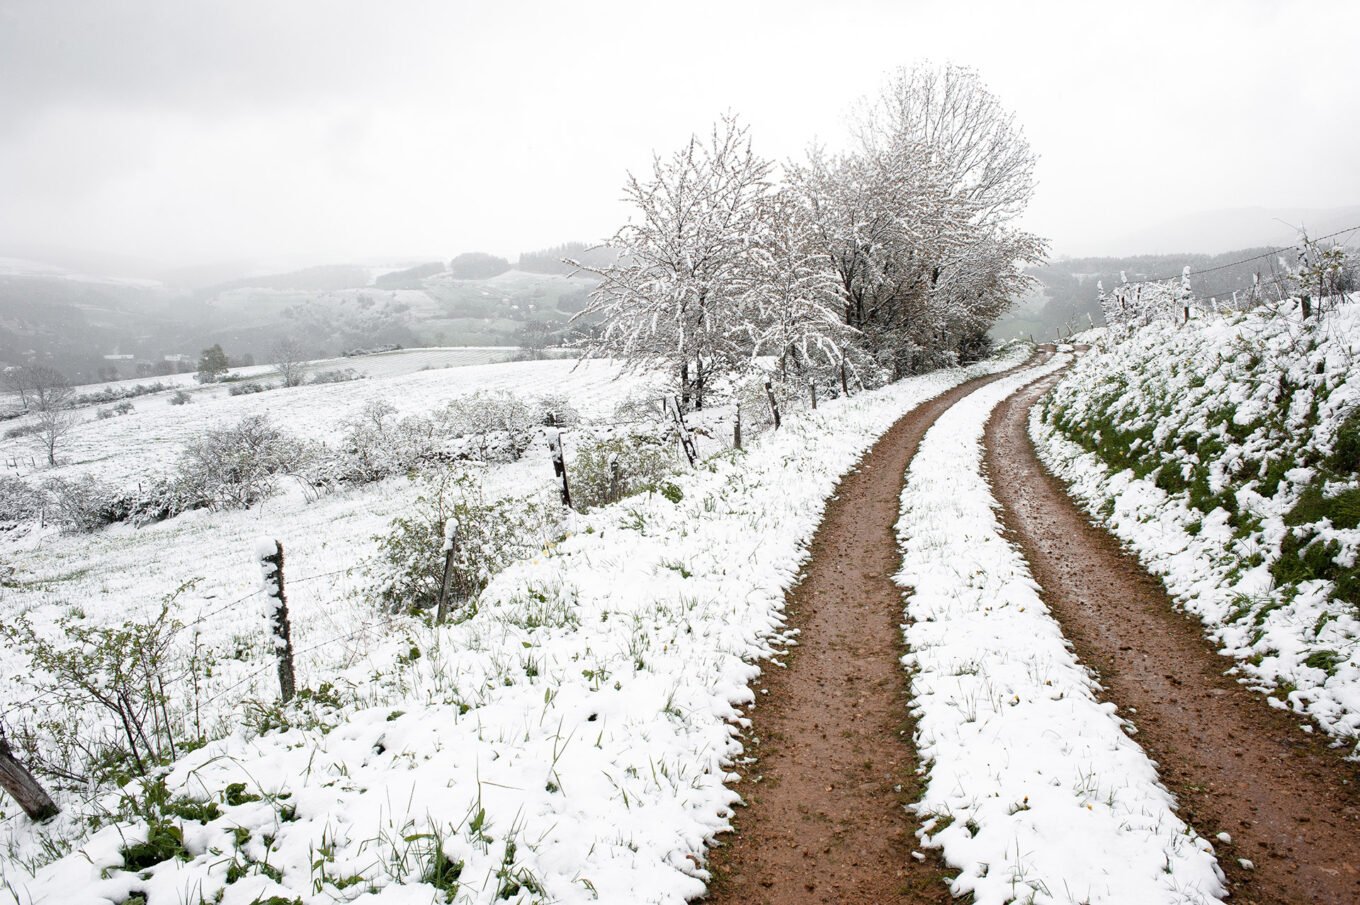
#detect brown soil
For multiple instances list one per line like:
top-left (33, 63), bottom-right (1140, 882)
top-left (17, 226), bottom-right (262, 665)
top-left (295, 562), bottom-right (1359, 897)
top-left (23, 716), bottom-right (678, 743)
top-left (703, 354), bottom-right (1049, 905)
top-left (985, 370), bottom-right (1360, 905)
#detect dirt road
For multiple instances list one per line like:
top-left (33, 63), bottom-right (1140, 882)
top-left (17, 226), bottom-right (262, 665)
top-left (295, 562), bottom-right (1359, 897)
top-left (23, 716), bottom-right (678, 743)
top-left (704, 355), bottom-right (1048, 905)
top-left (985, 371), bottom-right (1360, 905)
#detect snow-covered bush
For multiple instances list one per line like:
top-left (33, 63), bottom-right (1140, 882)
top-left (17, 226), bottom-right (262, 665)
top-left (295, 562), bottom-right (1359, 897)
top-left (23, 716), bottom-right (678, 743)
top-left (227, 381), bottom-right (272, 396)
top-left (168, 390), bottom-right (191, 405)
top-left (309, 367), bottom-right (361, 385)
top-left (442, 390), bottom-right (537, 461)
top-left (532, 392), bottom-right (581, 427)
top-left (569, 435), bottom-right (675, 509)
top-left (0, 474), bottom-right (44, 525)
top-left (367, 470), bottom-right (557, 616)
top-left (175, 414), bottom-right (313, 510)
top-left (41, 475), bottom-right (126, 531)
top-left (331, 400), bottom-right (444, 485)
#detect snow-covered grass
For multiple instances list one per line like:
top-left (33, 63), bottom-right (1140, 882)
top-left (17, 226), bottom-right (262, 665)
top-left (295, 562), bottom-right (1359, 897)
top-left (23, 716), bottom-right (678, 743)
top-left (1032, 297), bottom-right (1360, 751)
top-left (0, 357), bottom-right (616, 486)
top-left (0, 346), bottom-right (1029, 904)
top-left (895, 355), bottom-right (1227, 905)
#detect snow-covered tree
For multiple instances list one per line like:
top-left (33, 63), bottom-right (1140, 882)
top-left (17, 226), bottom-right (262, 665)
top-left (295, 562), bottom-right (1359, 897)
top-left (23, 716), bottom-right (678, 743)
top-left (740, 191), bottom-right (860, 384)
top-left (571, 114), bottom-right (772, 408)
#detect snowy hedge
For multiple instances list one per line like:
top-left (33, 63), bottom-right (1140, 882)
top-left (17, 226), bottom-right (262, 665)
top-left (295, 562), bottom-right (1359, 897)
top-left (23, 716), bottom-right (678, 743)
top-left (1033, 297), bottom-right (1360, 749)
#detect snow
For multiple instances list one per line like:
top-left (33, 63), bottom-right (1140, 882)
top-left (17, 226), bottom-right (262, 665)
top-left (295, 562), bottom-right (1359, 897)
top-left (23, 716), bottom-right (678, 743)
top-left (0, 347), bottom-right (1032, 903)
top-left (895, 355), bottom-right (1226, 905)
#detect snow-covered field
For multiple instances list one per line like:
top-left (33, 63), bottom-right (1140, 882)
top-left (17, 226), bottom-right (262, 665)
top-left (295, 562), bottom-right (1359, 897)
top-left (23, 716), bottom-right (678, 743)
top-left (0, 347), bottom-right (1030, 903)
top-left (895, 356), bottom-right (1226, 905)
top-left (1, 355), bottom-right (595, 486)
top-left (1032, 298), bottom-right (1360, 752)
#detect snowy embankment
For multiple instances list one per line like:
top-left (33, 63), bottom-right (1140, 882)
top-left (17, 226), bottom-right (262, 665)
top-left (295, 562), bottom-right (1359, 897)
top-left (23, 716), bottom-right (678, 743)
top-left (1031, 298), bottom-right (1360, 751)
top-left (896, 355), bottom-right (1227, 905)
top-left (1, 348), bottom-right (1027, 905)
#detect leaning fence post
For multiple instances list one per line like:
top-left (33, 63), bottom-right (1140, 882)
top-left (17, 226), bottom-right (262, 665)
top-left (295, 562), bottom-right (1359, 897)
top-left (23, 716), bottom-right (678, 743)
top-left (0, 735), bottom-right (59, 821)
top-left (764, 380), bottom-right (781, 430)
top-left (809, 381), bottom-right (817, 410)
top-left (669, 396), bottom-right (697, 466)
top-left (257, 539), bottom-right (295, 704)
top-left (734, 403), bottom-right (742, 451)
top-left (435, 519), bottom-right (458, 625)
top-left (547, 428), bottom-right (572, 509)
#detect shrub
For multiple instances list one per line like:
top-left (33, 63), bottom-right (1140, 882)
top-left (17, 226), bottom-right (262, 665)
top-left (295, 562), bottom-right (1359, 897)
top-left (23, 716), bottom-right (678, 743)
top-left (228, 382), bottom-right (273, 396)
top-left (334, 400), bottom-right (444, 485)
top-left (175, 415), bottom-right (312, 510)
top-left (569, 436), bottom-right (674, 509)
top-left (113, 400), bottom-right (135, 415)
top-left (442, 391), bottom-right (537, 461)
top-left (42, 475), bottom-right (126, 531)
top-left (368, 471), bottom-right (557, 616)
top-left (168, 390), bottom-right (191, 405)
top-left (4, 422), bottom-right (39, 439)
top-left (0, 474), bottom-right (44, 525)
top-left (309, 368), bottom-right (361, 385)
top-left (533, 393), bottom-right (581, 427)
top-left (2, 595), bottom-right (188, 786)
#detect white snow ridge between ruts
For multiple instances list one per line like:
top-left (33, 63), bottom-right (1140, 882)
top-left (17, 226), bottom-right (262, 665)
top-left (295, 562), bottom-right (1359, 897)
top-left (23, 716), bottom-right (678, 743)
top-left (895, 356), bottom-right (1228, 905)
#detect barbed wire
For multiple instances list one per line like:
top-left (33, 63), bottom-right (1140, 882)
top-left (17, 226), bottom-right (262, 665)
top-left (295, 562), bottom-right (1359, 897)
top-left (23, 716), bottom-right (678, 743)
top-left (199, 617), bottom-right (388, 708)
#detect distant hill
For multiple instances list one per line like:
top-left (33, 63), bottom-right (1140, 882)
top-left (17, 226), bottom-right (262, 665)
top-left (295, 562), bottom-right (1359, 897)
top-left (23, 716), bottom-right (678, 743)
top-left (0, 253), bottom-right (599, 383)
top-left (198, 264), bottom-right (374, 297)
top-left (993, 238), bottom-right (1360, 342)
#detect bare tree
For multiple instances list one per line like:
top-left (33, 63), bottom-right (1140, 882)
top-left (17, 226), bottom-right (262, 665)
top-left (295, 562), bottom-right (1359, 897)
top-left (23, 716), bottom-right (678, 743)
top-left (26, 367), bottom-right (77, 466)
top-left (2, 366), bottom-right (34, 410)
top-left (271, 337), bottom-right (309, 388)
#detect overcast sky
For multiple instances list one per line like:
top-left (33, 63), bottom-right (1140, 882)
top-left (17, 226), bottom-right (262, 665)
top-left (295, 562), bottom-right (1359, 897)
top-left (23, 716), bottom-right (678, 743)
top-left (1, 0), bottom-right (1357, 271)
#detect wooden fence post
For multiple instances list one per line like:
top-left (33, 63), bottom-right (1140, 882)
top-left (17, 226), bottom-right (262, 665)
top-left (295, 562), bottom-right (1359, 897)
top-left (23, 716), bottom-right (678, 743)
top-left (764, 381), bottom-right (781, 430)
top-left (809, 382), bottom-right (817, 410)
top-left (258, 539), bottom-right (296, 704)
top-left (435, 518), bottom-right (459, 625)
top-left (607, 453), bottom-right (621, 503)
top-left (839, 362), bottom-right (849, 397)
top-left (0, 736), bottom-right (59, 821)
top-left (547, 428), bottom-right (572, 509)
top-left (669, 397), bottom-right (697, 465)
top-left (734, 403), bottom-right (742, 451)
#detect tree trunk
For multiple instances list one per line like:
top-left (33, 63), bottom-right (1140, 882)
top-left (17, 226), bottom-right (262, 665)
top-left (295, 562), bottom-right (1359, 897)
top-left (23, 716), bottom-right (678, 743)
top-left (695, 358), bottom-right (704, 410)
top-left (0, 738), bottom-right (59, 821)
top-left (680, 361), bottom-right (691, 410)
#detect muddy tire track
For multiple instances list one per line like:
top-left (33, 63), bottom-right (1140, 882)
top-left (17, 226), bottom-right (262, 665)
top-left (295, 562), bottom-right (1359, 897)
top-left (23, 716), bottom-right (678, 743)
top-left (703, 353), bottom-right (1049, 905)
top-left (984, 370), bottom-right (1360, 905)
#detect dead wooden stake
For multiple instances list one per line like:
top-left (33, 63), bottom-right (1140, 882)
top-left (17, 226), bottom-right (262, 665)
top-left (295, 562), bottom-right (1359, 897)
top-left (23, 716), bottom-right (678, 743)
top-left (669, 396), bottom-right (697, 466)
top-left (259, 539), bottom-right (296, 704)
top-left (734, 403), bottom-right (742, 451)
top-left (839, 362), bottom-right (849, 397)
top-left (764, 381), bottom-right (781, 430)
top-left (0, 736), bottom-right (59, 821)
top-left (809, 381), bottom-right (817, 410)
top-left (435, 519), bottom-right (458, 625)
top-left (547, 428), bottom-right (572, 509)
top-left (607, 453), bottom-right (621, 503)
